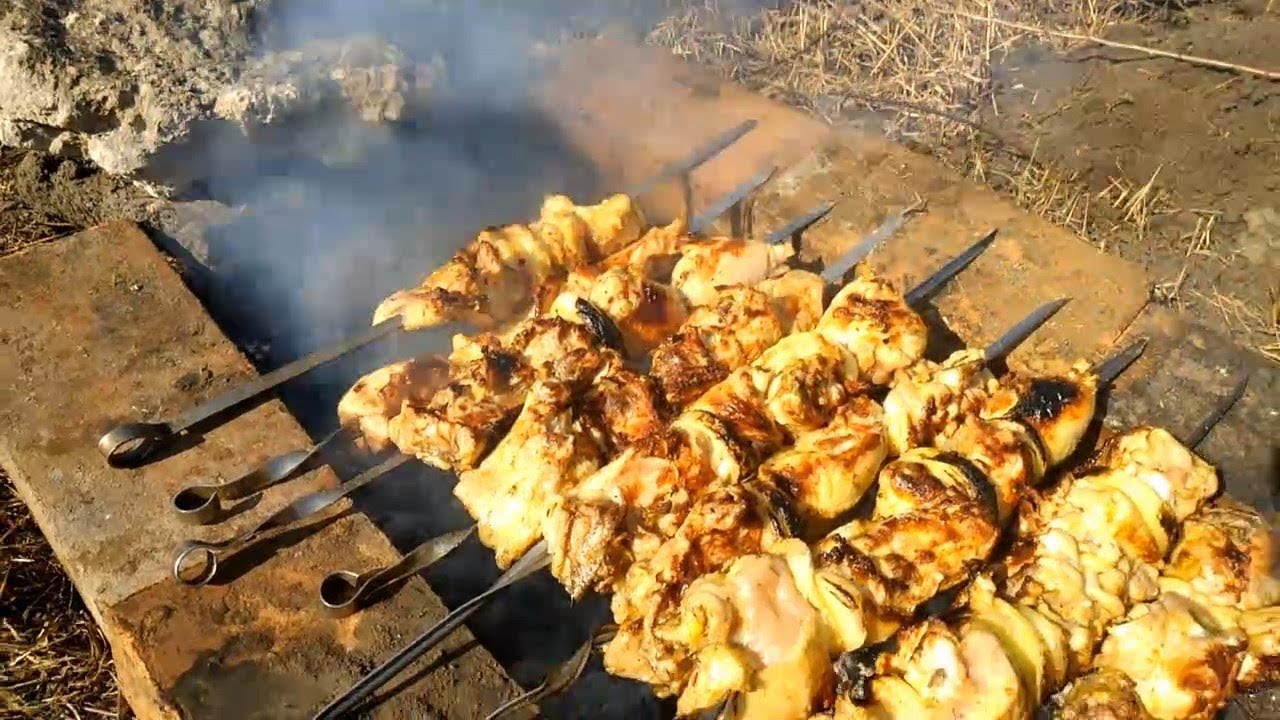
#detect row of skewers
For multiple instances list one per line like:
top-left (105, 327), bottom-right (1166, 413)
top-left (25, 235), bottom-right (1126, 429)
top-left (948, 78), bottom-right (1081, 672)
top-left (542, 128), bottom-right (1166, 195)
top-left (116, 122), bottom-right (1276, 719)
top-left (307, 182), bottom-right (1275, 720)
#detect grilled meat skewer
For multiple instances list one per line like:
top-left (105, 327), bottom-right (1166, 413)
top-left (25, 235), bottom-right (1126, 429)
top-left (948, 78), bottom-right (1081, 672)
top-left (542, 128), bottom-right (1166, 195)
top-left (828, 378), bottom-right (1248, 720)
top-left (599, 300), bottom-right (1070, 697)
top-left (353, 201), bottom-right (843, 471)
top-left (372, 119), bottom-right (760, 333)
top-left (513, 301), bottom-right (1067, 715)
top-left (340, 169), bottom-right (780, 455)
top-left (310, 228), bottom-right (981, 720)
top-left (98, 121), bottom-right (760, 470)
top-left (363, 206), bottom-right (909, 568)
top-left (640, 340), bottom-right (1145, 719)
top-left (547, 233), bottom-right (997, 601)
top-left (169, 175), bottom-right (790, 525)
top-left (336, 201), bottom-right (840, 454)
top-left (371, 192), bottom-right (647, 330)
top-left (1049, 497), bottom-right (1279, 720)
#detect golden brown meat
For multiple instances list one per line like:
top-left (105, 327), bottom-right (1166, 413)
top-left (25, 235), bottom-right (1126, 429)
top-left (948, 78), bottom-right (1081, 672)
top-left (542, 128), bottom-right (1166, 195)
top-left (670, 236), bottom-right (797, 307)
top-left (838, 426), bottom-right (1222, 720)
top-left (336, 356), bottom-right (451, 451)
top-left (881, 348), bottom-right (992, 457)
top-left (388, 317), bottom-right (613, 471)
top-left (547, 275), bottom-right (929, 601)
top-left (650, 287), bottom-right (786, 408)
top-left (454, 363), bottom-right (669, 568)
top-left (598, 217), bottom-right (692, 272)
top-left (625, 357), bottom-right (1109, 717)
top-left (650, 270), bottom-right (827, 408)
top-left (373, 193), bottom-right (645, 330)
top-left (1050, 498), bottom-right (1279, 720)
top-left (757, 397), bottom-right (887, 528)
top-left (548, 265), bottom-right (690, 359)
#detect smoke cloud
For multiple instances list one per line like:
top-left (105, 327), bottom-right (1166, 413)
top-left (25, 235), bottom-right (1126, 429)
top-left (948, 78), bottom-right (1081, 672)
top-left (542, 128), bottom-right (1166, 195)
top-left (179, 2), bottom-right (764, 717)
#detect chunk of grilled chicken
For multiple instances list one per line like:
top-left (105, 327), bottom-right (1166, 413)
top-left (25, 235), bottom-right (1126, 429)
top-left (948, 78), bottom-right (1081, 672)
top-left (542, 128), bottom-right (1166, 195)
top-left (547, 265), bottom-right (691, 359)
top-left (543, 233), bottom-right (802, 360)
top-left (882, 348), bottom-right (993, 457)
top-left (388, 317), bottom-right (616, 471)
top-left (453, 362), bottom-right (669, 568)
top-left (669, 235), bottom-right (797, 307)
top-left (546, 275), bottom-right (929, 600)
top-left (1051, 498), bottom-right (1279, 720)
top-left (346, 223), bottom-right (806, 465)
top-left (836, 426), bottom-right (1221, 720)
top-left (652, 271), bottom-right (827, 408)
top-left (640, 360), bottom-right (1104, 717)
top-left (373, 193), bottom-right (645, 330)
top-left (336, 356), bottom-right (452, 451)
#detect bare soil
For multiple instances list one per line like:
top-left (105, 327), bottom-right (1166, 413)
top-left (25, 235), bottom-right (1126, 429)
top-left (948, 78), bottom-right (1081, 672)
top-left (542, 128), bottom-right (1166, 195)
top-left (977, 3), bottom-right (1280, 362)
top-left (653, 0), bottom-right (1280, 363)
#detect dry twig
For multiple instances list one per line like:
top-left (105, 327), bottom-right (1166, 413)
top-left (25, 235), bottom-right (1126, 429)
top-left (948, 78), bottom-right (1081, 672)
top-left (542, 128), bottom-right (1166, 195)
top-left (949, 10), bottom-right (1280, 80)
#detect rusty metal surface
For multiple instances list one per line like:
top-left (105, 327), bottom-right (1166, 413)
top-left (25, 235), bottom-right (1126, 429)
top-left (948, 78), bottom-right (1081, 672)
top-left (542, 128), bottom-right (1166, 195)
top-left (0, 221), bottom-right (517, 719)
top-left (532, 35), bottom-right (833, 223)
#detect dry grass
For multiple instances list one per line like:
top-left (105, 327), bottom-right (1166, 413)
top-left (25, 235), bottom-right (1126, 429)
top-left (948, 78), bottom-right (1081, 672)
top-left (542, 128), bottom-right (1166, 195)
top-left (0, 149), bottom-right (78, 259)
top-left (647, 0), bottom-right (1280, 363)
top-left (649, 0), bottom-right (1167, 140)
top-left (0, 471), bottom-right (123, 719)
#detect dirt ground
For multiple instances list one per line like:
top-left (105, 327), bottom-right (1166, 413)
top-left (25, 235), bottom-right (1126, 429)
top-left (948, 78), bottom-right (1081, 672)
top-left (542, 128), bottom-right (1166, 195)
top-left (653, 0), bottom-right (1280, 363)
top-left (1, 1), bottom-right (1277, 717)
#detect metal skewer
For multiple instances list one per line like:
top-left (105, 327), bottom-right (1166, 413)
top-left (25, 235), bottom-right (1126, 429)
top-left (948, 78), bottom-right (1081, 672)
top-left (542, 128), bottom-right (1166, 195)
top-left (97, 120), bottom-right (761, 469)
top-left (310, 228), bottom-right (996, 720)
top-left (319, 526), bottom-right (477, 618)
top-left (1180, 373), bottom-right (1248, 449)
top-left (172, 453), bottom-right (412, 586)
top-left (171, 428), bottom-right (354, 526)
top-left (167, 169), bottom-right (798, 530)
top-left (483, 624), bottom-right (618, 720)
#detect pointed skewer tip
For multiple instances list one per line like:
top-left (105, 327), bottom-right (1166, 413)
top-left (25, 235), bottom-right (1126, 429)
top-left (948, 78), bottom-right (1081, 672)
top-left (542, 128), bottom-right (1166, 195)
top-left (983, 297), bottom-right (1072, 363)
top-left (1181, 372), bottom-right (1250, 450)
top-left (1094, 337), bottom-right (1148, 388)
top-left (903, 229), bottom-right (999, 305)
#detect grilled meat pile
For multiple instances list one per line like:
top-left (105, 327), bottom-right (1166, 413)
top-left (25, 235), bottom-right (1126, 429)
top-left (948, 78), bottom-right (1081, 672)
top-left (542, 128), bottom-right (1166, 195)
top-left (338, 193), bottom-right (835, 565)
top-left (1050, 496), bottom-right (1279, 720)
top-left (604, 359), bottom-right (1104, 717)
top-left (311, 190), bottom-right (1270, 720)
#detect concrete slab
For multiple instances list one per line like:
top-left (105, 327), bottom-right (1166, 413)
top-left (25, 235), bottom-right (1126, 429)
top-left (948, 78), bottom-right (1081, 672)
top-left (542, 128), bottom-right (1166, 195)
top-left (0, 221), bottom-right (518, 719)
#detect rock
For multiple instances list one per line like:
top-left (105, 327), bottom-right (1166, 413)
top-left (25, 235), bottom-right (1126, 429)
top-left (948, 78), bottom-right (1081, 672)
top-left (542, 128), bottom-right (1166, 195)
top-left (0, 2), bottom-right (448, 190)
top-left (1239, 206), bottom-right (1279, 265)
top-left (0, 0), bottom-right (264, 179)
